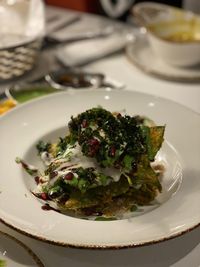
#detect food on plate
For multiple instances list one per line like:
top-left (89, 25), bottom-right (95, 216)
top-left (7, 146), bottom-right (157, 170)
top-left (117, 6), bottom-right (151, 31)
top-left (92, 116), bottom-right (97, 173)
top-left (16, 107), bottom-right (165, 219)
top-left (0, 99), bottom-right (16, 115)
top-left (0, 259), bottom-right (6, 267)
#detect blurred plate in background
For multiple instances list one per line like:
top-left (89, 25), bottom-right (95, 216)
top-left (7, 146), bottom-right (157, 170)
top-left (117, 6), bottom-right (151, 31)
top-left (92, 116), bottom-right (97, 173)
top-left (0, 231), bottom-right (44, 267)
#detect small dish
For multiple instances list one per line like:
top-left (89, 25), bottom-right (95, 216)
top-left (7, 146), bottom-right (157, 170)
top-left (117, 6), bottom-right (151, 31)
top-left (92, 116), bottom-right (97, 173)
top-left (0, 231), bottom-right (44, 267)
top-left (7, 84), bottom-right (59, 104)
top-left (126, 33), bottom-right (200, 82)
top-left (45, 69), bottom-right (125, 90)
top-left (133, 2), bottom-right (200, 67)
top-left (45, 69), bottom-right (105, 89)
top-left (0, 74), bottom-right (124, 116)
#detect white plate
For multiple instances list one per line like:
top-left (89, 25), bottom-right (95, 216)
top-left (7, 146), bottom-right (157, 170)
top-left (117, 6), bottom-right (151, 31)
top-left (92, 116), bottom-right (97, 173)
top-left (0, 89), bottom-right (199, 248)
top-left (126, 33), bottom-right (200, 82)
top-left (0, 231), bottom-right (44, 267)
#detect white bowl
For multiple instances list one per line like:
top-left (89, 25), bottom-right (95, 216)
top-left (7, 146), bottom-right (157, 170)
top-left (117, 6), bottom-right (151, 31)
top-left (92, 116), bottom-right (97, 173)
top-left (133, 2), bottom-right (200, 67)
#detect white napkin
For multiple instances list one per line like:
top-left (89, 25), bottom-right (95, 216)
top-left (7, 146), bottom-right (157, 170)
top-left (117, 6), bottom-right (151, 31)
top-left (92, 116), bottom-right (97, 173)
top-left (56, 31), bottom-right (128, 67)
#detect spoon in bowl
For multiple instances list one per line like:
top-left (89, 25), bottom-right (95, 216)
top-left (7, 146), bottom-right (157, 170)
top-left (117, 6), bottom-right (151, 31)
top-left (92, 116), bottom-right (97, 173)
top-left (45, 69), bottom-right (125, 90)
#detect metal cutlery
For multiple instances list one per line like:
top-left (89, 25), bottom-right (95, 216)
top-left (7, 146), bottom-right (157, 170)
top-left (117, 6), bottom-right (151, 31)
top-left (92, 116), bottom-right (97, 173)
top-left (0, 69), bottom-right (125, 106)
top-left (45, 69), bottom-right (125, 89)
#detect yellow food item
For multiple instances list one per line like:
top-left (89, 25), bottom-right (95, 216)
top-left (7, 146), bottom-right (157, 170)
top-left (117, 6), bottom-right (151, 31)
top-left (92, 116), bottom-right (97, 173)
top-left (149, 18), bottom-right (200, 42)
top-left (0, 99), bottom-right (16, 115)
top-left (163, 30), bottom-right (200, 42)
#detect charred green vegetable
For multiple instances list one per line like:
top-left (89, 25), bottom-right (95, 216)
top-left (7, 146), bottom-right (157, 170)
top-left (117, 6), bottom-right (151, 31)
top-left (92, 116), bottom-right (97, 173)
top-left (17, 107), bottom-right (165, 218)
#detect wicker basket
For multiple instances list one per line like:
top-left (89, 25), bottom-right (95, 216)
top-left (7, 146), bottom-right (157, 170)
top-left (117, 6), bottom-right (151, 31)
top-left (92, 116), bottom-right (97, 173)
top-left (0, 38), bottom-right (43, 81)
top-left (0, 0), bottom-right (45, 82)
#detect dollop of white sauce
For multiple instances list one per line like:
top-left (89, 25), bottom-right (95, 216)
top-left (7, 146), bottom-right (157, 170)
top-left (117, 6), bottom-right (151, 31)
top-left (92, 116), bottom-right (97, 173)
top-left (65, 143), bottom-right (121, 182)
top-left (40, 143), bottom-right (121, 188)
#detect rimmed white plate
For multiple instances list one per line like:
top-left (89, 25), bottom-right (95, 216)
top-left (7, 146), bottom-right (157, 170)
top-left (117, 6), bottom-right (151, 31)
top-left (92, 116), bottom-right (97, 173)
top-left (0, 89), bottom-right (199, 249)
top-left (126, 33), bottom-right (200, 82)
top-left (0, 231), bottom-right (44, 266)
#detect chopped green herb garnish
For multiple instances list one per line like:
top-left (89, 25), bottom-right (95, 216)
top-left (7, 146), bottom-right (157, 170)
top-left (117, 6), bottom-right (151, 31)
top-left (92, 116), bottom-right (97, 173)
top-left (130, 205), bottom-right (138, 212)
top-left (36, 140), bottom-right (51, 154)
top-left (17, 107), bottom-right (165, 218)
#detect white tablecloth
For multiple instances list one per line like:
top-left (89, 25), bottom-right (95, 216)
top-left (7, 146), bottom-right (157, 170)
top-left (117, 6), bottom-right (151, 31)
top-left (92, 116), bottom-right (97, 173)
top-left (0, 5), bottom-right (199, 267)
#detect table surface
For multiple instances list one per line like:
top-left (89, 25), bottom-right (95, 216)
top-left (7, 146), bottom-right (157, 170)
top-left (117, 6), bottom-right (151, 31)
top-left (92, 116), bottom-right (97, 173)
top-left (0, 5), bottom-right (200, 267)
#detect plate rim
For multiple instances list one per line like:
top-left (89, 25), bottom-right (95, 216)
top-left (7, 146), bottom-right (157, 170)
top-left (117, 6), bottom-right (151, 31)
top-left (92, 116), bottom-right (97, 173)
top-left (0, 89), bottom-right (199, 249)
top-left (0, 230), bottom-right (45, 266)
top-left (1, 88), bottom-right (200, 120)
top-left (0, 217), bottom-right (199, 249)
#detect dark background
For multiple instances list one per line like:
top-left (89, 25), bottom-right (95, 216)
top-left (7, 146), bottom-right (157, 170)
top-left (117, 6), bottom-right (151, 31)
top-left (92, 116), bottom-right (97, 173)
top-left (45, 0), bottom-right (183, 18)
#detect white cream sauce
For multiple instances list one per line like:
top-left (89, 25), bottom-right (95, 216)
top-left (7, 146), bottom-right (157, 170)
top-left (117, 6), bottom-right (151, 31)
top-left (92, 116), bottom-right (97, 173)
top-left (41, 152), bottom-right (53, 166)
top-left (40, 143), bottom-right (121, 187)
